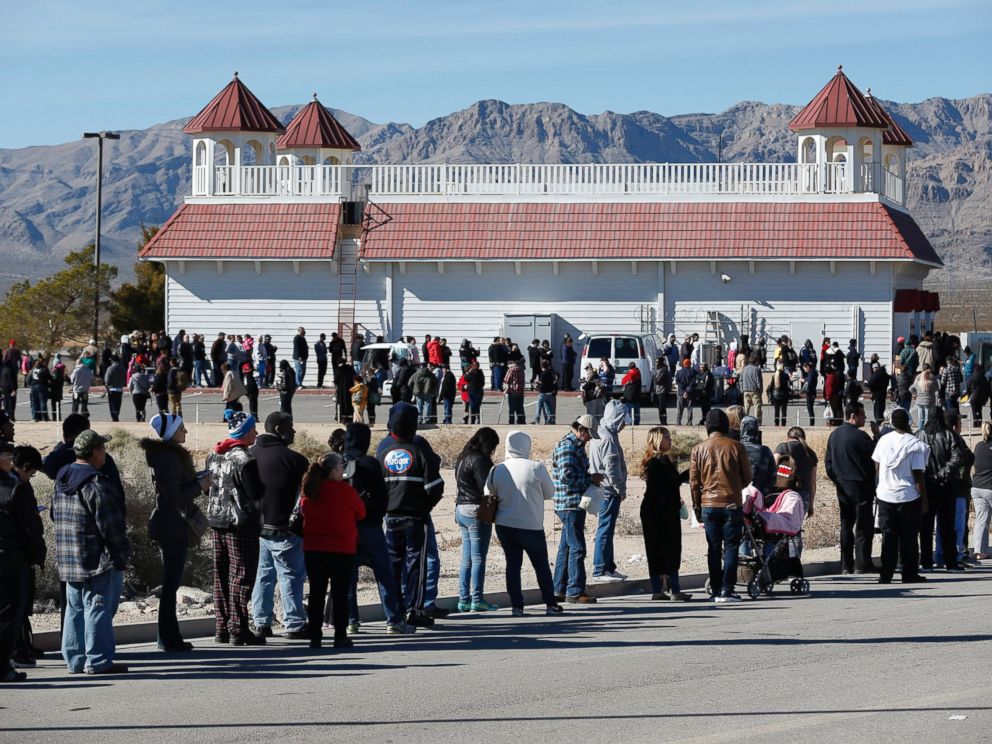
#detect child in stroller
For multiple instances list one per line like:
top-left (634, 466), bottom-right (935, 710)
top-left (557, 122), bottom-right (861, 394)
top-left (739, 457), bottom-right (810, 599)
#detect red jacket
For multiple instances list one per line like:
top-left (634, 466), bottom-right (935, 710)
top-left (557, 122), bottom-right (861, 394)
top-left (301, 480), bottom-right (366, 554)
top-left (427, 339), bottom-right (443, 367)
top-left (621, 368), bottom-right (641, 387)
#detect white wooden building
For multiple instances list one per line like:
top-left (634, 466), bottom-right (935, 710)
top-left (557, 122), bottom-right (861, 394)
top-left (142, 68), bottom-right (942, 375)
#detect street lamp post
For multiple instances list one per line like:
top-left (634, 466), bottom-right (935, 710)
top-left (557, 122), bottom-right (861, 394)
top-left (82, 131), bottom-right (120, 345)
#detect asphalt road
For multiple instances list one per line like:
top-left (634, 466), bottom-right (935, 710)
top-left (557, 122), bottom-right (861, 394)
top-left (2, 569), bottom-right (990, 743)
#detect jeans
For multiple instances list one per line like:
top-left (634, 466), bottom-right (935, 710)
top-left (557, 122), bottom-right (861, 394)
top-left (878, 499), bottom-right (922, 580)
top-left (279, 392), bottom-right (294, 418)
top-left (835, 481), bottom-right (875, 572)
top-left (158, 542), bottom-right (188, 647)
top-left (920, 484), bottom-right (960, 569)
top-left (212, 362), bottom-right (223, 388)
top-left (553, 509), bottom-right (587, 597)
top-left (656, 391), bottom-right (668, 424)
top-left (593, 493), bottom-right (622, 575)
top-left (677, 392), bottom-right (694, 424)
top-left (468, 389), bottom-right (483, 422)
top-left (348, 522), bottom-right (403, 626)
top-left (805, 394), bottom-right (817, 424)
top-left (30, 384), bottom-right (49, 421)
top-left (442, 397), bottom-right (453, 424)
top-left (251, 534), bottom-right (307, 631)
top-left (507, 393), bottom-right (525, 425)
top-left (702, 507), bottom-right (743, 596)
top-left (71, 391), bottom-right (89, 415)
top-left (917, 404), bottom-right (932, 429)
top-left (623, 401), bottom-right (641, 425)
top-left (496, 524), bottom-right (557, 608)
top-left (972, 488), bottom-right (992, 556)
top-left (304, 551), bottom-right (354, 644)
top-left (944, 397), bottom-right (960, 415)
top-left (385, 515), bottom-right (428, 616)
top-left (193, 360), bottom-right (211, 387)
top-left (935, 496), bottom-right (967, 566)
top-left (425, 515), bottom-right (440, 608)
top-left (107, 390), bottom-right (123, 422)
top-left (62, 569), bottom-right (123, 673)
top-left (454, 508), bottom-right (493, 603)
top-left (492, 364), bottom-right (505, 391)
top-left (294, 359), bottom-right (307, 387)
top-left (416, 395), bottom-right (432, 423)
top-left (534, 393), bottom-right (554, 424)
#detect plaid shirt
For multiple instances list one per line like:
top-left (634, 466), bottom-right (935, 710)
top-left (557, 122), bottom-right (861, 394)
top-left (939, 364), bottom-right (963, 399)
top-left (53, 465), bottom-right (130, 583)
top-left (552, 432), bottom-right (592, 511)
top-left (504, 364), bottom-right (525, 396)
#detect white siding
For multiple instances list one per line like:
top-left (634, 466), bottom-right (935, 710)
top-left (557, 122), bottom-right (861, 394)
top-left (664, 261), bottom-right (893, 364)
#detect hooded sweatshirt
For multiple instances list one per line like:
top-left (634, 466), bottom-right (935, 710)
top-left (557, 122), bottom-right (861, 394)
top-left (344, 422), bottom-right (388, 524)
top-left (872, 430), bottom-right (930, 503)
top-left (740, 416), bottom-right (776, 494)
top-left (53, 462), bottom-right (130, 582)
top-left (378, 402), bottom-right (444, 517)
top-left (587, 399), bottom-right (627, 498)
top-left (488, 431), bottom-right (555, 531)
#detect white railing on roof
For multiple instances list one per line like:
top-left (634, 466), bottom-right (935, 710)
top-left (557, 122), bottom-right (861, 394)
top-left (190, 162), bottom-right (905, 204)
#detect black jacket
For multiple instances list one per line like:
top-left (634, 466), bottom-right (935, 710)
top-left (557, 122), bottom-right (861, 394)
top-left (252, 434), bottom-right (308, 530)
top-left (439, 370), bottom-right (456, 401)
top-left (42, 441), bottom-right (123, 494)
top-left (465, 367), bottom-right (485, 392)
top-left (538, 368), bottom-right (558, 394)
top-left (379, 405), bottom-right (443, 517)
top-left (0, 474), bottom-right (46, 565)
top-left (142, 438), bottom-right (201, 544)
top-left (454, 450), bottom-right (493, 506)
top-left (343, 423), bottom-right (388, 524)
top-left (293, 335), bottom-right (309, 361)
top-left (867, 368), bottom-right (890, 398)
top-left (824, 422), bottom-right (875, 490)
top-left (652, 367), bottom-right (671, 395)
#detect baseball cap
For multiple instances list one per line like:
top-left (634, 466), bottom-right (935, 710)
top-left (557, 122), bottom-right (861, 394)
top-left (73, 430), bottom-right (112, 458)
top-left (574, 414), bottom-right (599, 435)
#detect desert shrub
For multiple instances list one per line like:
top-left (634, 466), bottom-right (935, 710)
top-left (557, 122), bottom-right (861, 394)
top-left (292, 430), bottom-right (329, 462)
top-left (616, 510), bottom-right (643, 537)
top-left (422, 427), bottom-right (471, 468)
top-left (802, 490), bottom-right (841, 550)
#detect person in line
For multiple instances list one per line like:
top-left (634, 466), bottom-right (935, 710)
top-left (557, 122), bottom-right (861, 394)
top-left (652, 356), bottom-right (671, 425)
top-left (292, 326), bottom-right (309, 387)
top-left (533, 359), bottom-right (558, 425)
top-left (379, 402), bottom-right (445, 628)
top-left (939, 356), bottom-right (964, 415)
top-left (0, 444), bottom-right (46, 682)
top-left (504, 359), bottom-right (526, 426)
top-left (966, 364), bottom-right (990, 427)
top-left (873, 408), bottom-right (929, 584)
top-left (142, 413), bottom-right (209, 652)
top-left (937, 412), bottom-right (973, 568)
top-left (242, 363), bottom-right (259, 418)
top-left (28, 359), bottom-right (52, 422)
top-left (824, 402), bottom-right (878, 574)
top-left (206, 410), bottom-right (264, 646)
top-left (620, 362), bottom-right (642, 426)
top-left (590, 400), bottom-right (628, 582)
top-left (769, 361), bottom-right (790, 427)
top-left (221, 362), bottom-right (245, 417)
top-left (250, 412), bottom-right (309, 640)
top-left (166, 357), bottom-right (185, 417)
top-left (437, 365), bottom-right (456, 426)
top-left (314, 333), bottom-right (329, 389)
top-left (454, 427), bottom-right (500, 612)
top-left (867, 362), bottom-right (891, 423)
top-left (690, 410), bottom-right (751, 603)
top-left (276, 359), bottom-right (297, 418)
top-left (675, 359), bottom-right (696, 426)
top-left (562, 338), bottom-right (577, 392)
top-left (697, 362), bottom-right (715, 423)
top-left (895, 362), bottom-right (913, 415)
top-left (49, 356), bottom-right (65, 422)
top-left (581, 363), bottom-right (607, 420)
top-left (464, 359), bottom-right (485, 425)
top-left (970, 422), bottom-right (992, 560)
top-left (739, 356), bottom-right (764, 423)
top-left (412, 363), bottom-right (439, 425)
top-left (774, 427), bottom-right (818, 518)
top-left (334, 362), bottom-right (355, 424)
top-left (802, 361), bottom-right (819, 427)
top-left (910, 365), bottom-right (937, 430)
top-left (70, 360), bottom-right (93, 416)
top-left (823, 363), bottom-right (844, 425)
top-left (487, 430), bottom-right (562, 616)
top-left (299, 452), bottom-right (365, 649)
top-left (342, 423), bottom-right (414, 635)
top-left (639, 427), bottom-right (691, 601)
top-left (740, 416), bottom-right (776, 496)
top-left (128, 363), bottom-right (150, 422)
top-left (53, 431), bottom-right (130, 674)
top-left (552, 415), bottom-right (604, 604)
top-left (916, 408), bottom-right (967, 571)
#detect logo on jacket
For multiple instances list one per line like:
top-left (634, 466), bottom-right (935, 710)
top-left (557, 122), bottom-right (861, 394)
top-left (384, 449), bottom-right (414, 475)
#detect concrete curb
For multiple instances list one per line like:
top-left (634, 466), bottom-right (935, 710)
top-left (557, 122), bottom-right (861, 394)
top-left (33, 558), bottom-right (842, 652)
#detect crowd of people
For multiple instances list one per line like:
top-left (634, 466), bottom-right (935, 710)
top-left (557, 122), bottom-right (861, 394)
top-left (3, 365), bottom-right (990, 681)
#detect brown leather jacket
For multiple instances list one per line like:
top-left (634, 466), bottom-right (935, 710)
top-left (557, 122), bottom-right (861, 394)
top-left (689, 432), bottom-right (752, 510)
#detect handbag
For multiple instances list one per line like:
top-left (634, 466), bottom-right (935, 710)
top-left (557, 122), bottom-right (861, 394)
top-left (287, 493), bottom-right (304, 537)
top-left (183, 504), bottom-right (210, 547)
top-left (579, 483), bottom-right (604, 515)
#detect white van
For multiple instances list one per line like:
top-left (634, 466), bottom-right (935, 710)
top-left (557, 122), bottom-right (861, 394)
top-left (578, 334), bottom-right (660, 394)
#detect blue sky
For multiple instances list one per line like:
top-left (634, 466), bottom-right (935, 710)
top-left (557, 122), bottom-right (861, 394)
top-left (1, 0), bottom-right (989, 149)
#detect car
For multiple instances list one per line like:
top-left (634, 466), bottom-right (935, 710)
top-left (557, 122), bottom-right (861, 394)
top-left (359, 342), bottom-right (395, 399)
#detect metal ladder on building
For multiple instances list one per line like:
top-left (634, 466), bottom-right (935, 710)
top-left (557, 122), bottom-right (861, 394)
top-left (703, 310), bottom-right (722, 348)
top-left (336, 238), bottom-right (358, 339)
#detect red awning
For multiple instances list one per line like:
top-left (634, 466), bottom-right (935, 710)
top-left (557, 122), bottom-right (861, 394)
top-left (893, 289), bottom-right (918, 313)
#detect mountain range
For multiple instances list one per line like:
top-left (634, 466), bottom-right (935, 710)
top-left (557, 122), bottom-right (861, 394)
top-left (0, 93), bottom-right (989, 290)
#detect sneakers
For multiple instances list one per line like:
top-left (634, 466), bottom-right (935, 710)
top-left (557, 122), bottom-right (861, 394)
top-left (715, 593), bottom-right (742, 604)
top-left (457, 601), bottom-right (472, 613)
top-left (346, 623), bottom-right (362, 635)
top-left (650, 592), bottom-right (671, 601)
top-left (470, 601), bottom-right (499, 612)
top-left (386, 622), bottom-right (416, 635)
top-left (511, 607), bottom-right (526, 617)
top-left (545, 604), bottom-right (564, 616)
top-left (85, 663), bottom-right (129, 675)
top-left (565, 594), bottom-right (597, 604)
top-left (284, 625), bottom-right (310, 640)
top-left (670, 591), bottom-right (693, 602)
top-left (252, 625), bottom-right (273, 639)
top-left (601, 570), bottom-right (628, 581)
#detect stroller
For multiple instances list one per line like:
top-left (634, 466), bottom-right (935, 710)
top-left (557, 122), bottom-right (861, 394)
top-left (738, 486), bottom-right (810, 599)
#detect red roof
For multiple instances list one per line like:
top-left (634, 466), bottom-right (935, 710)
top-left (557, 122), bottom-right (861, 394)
top-left (789, 67), bottom-right (888, 131)
top-left (277, 97), bottom-right (361, 151)
top-left (864, 92), bottom-right (914, 147)
top-left (139, 203), bottom-right (340, 259)
top-left (184, 73), bottom-right (286, 135)
top-left (359, 201), bottom-right (942, 265)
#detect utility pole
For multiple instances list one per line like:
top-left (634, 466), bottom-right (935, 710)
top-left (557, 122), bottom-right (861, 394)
top-left (82, 131), bottom-right (121, 344)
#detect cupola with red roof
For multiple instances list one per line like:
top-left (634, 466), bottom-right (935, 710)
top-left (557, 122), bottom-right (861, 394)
top-left (789, 66), bottom-right (907, 199)
top-left (187, 73), bottom-right (286, 196)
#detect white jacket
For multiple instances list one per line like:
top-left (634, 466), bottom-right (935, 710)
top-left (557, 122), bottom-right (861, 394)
top-left (486, 431), bottom-right (554, 531)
